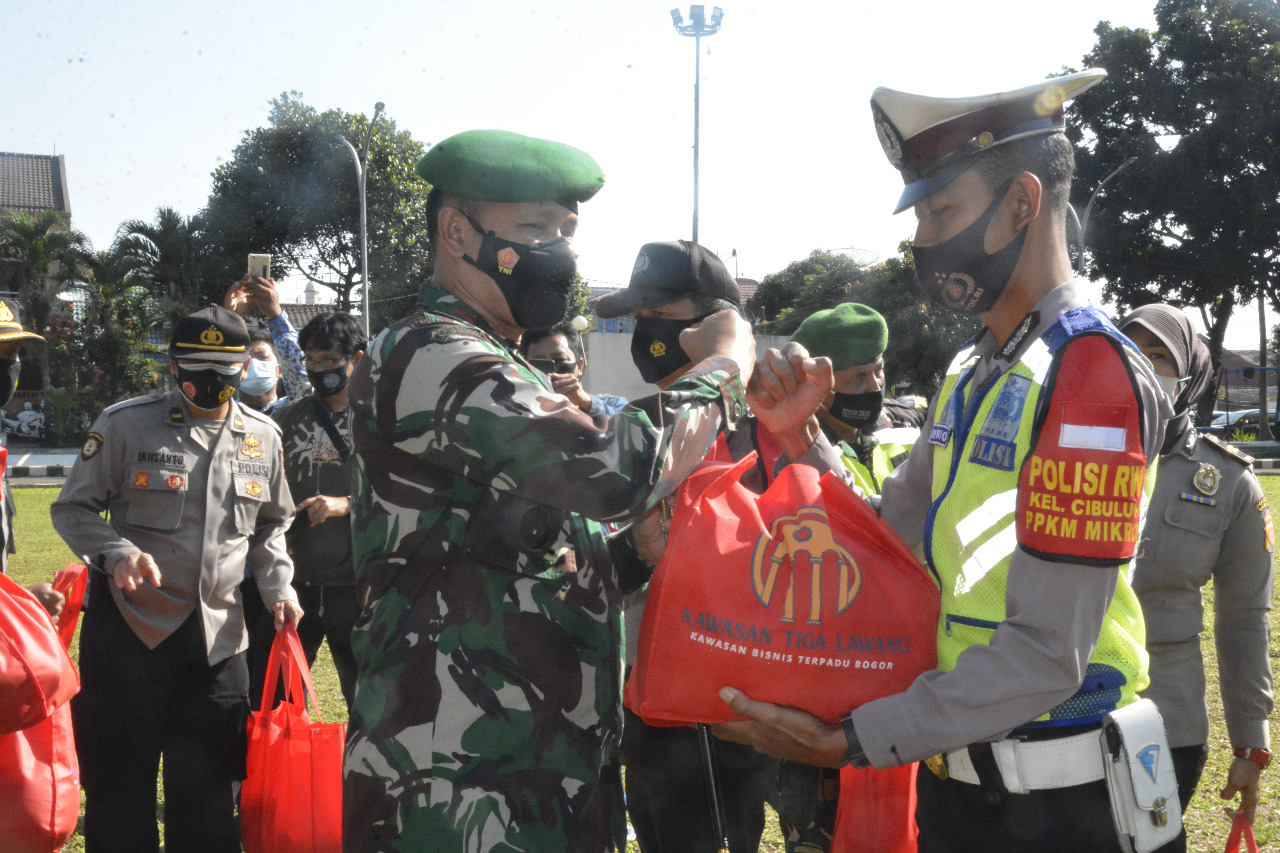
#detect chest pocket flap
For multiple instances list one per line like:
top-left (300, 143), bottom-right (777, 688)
top-left (232, 472), bottom-right (270, 535)
top-left (126, 466), bottom-right (188, 530)
top-left (1164, 497), bottom-right (1224, 539)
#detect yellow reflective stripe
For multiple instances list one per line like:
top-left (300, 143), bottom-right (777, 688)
top-left (173, 342), bottom-right (247, 352)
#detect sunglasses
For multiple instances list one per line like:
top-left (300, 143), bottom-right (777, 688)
top-left (528, 359), bottom-right (576, 376)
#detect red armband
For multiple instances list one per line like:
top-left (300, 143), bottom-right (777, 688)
top-left (1017, 335), bottom-right (1147, 563)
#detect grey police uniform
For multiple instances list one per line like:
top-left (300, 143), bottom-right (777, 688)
top-left (1132, 431), bottom-right (1275, 756)
top-left (52, 390), bottom-right (297, 853)
top-left (53, 391), bottom-right (297, 662)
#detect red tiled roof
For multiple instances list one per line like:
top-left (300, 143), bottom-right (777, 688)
top-left (281, 303), bottom-right (334, 329)
top-left (0, 153), bottom-right (70, 216)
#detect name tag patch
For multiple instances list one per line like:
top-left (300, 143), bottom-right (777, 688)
top-left (970, 374), bottom-right (1030, 471)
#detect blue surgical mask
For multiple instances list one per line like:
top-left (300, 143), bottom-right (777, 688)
top-left (240, 358), bottom-right (279, 397)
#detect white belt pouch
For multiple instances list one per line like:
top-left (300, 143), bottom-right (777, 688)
top-left (1100, 698), bottom-right (1182, 853)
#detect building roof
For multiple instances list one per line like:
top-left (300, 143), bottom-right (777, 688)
top-left (280, 303), bottom-right (333, 330)
top-left (0, 153), bottom-right (70, 216)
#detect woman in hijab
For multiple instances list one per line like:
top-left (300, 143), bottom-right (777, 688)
top-left (1119, 304), bottom-right (1274, 830)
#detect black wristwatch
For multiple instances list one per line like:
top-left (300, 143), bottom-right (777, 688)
top-left (842, 715), bottom-right (871, 769)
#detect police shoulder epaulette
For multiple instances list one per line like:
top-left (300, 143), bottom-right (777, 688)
top-left (101, 392), bottom-right (167, 416)
top-left (1200, 432), bottom-right (1255, 466)
top-left (236, 403), bottom-right (283, 434)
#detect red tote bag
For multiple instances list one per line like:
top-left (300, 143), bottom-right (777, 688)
top-left (625, 453), bottom-right (939, 726)
top-left (0, 565), bottom-right (86, 853)
top-left (241, 623), bottom-right (345, 853)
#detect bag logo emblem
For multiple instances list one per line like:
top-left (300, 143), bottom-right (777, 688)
top-left (1137, 744), bottom-right (1160, 782)
top-left (751, 506), bottom-right (860, 626)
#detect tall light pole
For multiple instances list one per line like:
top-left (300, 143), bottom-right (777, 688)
top-left (671, 6), bottom-right (723, 245)
top-left (338, 101), bottom-right (385, 340)
top-left (1069, 156), bottom-right (1137, 277)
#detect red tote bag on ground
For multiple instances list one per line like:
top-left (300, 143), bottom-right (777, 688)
top-left (241, 622), bottom-right (345, 853)
top-left (0, 565), bottom-right (86, 853)
top-left (625, 453), bottom-right (939, 726)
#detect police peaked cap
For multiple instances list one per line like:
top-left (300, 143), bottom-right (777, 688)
top-left (871, 69), bottom-right (1106, 213)
top-left (417, 129), bottom-right (605, 211)
top-left (169, 304), bottom-right (250, 363)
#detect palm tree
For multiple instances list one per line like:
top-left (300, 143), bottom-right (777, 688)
top-left (112, 207), bottom-right (204, 324)
top-left (0, 209), bottom-right (93, 390)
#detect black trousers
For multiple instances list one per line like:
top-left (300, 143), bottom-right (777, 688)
top-left (248, 582), bottom-right (359, 710)
top-left (72, 576), bottom-right (248, 853)
top-left (621, 704), bottom-right (778, 853)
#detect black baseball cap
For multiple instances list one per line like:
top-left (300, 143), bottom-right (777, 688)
top-left (169, 304), bottom-right (250, 364)
top-left (593, 241), bottom-right (741, 319)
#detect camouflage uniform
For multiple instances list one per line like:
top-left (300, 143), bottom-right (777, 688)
top-left (343, 286), bottom-right (747, 852)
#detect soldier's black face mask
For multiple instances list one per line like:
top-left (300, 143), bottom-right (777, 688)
top-left (912, 180), bottom-right (1026, 316)
top-left (829, 389), bottom-right (883, 431)
top-left (307, 362), bottom-right (350, 398)
top-left (462, 213), bottom-right (576, 330)
top-left (631, 315), bottom-right (707, 385)
top-left (175, 361), bottom-right (241, 411)
top-left (0, 358), bottom-right (20, 408)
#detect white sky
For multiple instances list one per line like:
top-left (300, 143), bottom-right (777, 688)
top-left (8, 0), bottom-right (1262, 348)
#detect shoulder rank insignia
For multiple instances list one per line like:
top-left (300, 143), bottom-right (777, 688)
top-left (233, 414), bottom-right (245, 431)
top-left (81, 432), bottom-right (104, 461)
top-left (168, 406), bottom-right (185, 424)
top-left (1193, 463), bottom-right (1220, 496)
top-left (1200, 432), bottom-right (1255, 465)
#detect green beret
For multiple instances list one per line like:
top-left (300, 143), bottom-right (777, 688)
top-left (790, 303), bottom-right (888, 372)
top-left (417, 129), bottom-right (604, 207)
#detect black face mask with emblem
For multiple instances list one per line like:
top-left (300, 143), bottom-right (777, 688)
top-left (631, 316), bottom-right (705, 385)
top-left (307, 363), bottom-right (350, 399)
top-left (175, 362), bottom-right (241, 411)
top-left (912, 180), bottom-right (1026, 316)
top-left (462, 213), bottom-right (577, 331)
top-left (829, 389), bottom-right (884, 432)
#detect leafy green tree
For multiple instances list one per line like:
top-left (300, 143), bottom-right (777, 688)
top-left (111, 206), bottom-right (208, 324)
top-left (202, 93), bottom-right (433, 330)
top-left (1069, 0), bottom-right (1280, 420)
top-left (748, 246), bottom-right (979, 397)
top-left (0, 209), bottom-right (94, 390)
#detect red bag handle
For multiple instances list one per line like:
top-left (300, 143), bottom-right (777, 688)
top-left (51, 563), bottom-right (88, 651)
top-left (1225, 811), bottom-right (1259, 853)
top-left (258, 622), bottom-right (324, 722)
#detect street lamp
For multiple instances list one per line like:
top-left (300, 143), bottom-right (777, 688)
top-left (338, 100), bottom-right (386, 340)
top-left (1069, 156), bottom-right (1137, 277)
top-left (671, 6), bottom-right (724, 245)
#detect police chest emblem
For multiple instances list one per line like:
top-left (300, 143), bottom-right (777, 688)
top-left (81, 432), bottom-right (104, 461)
top-left (244, 480), bottom-right (264, 498)
top-left (1193, 463), bottom-right (1220, 496)
top-left (970, 374), bottom-right (1030, 471)
top-left (133, 472), bottom-right (150, 488)
top-left (241, 434), bottom-right (264, 459)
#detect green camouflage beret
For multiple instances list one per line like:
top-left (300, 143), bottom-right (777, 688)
top-left (417, 129), bottom-right (604, 207)
top-left (790, 303), bottom-right (888, 372)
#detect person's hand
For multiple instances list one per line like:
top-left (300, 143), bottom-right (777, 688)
top-left (110, 552), bottom-right (163, 591)
top-left (272, 599), bottom-right (304, 630)
top-left (297, 495), bottom-right (350, 527)
top-left (680, 310), bottom-right (756, 389)
top-left (749, 343), bottom-right (834, 430)
top-left (26, 582), bottom-right (65, 620)
top-left (223, 279), bottom-right (254, 318)
top-left (548, 372), bottom-right (593, 413)
top-left (712, 686), bottom-right (848, 768)
top-left (633, 503), bottom-right (670, 566)
top-left (1220, 755), bottom-right (1265, 823)
top-left (243, 275), bottom-right (284, 320)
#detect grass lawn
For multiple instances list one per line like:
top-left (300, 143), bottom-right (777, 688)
top-left (8, 481), bottom-right (1278, 852)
